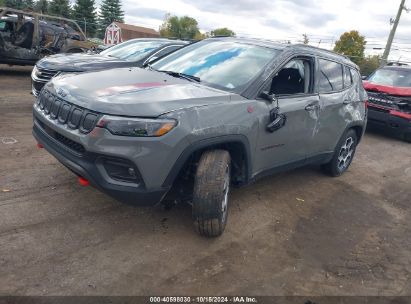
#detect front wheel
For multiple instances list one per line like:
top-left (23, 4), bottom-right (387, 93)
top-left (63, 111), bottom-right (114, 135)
top-left (322, 129), bottom-right (358, 177)
top-left (192, 150), bottom-right (231, 237)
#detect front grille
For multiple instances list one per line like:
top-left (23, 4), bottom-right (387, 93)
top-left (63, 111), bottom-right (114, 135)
top-left (36, 90), bottom-right (100, 134)
top-left (367, 91), bottom-right (411, 112)
top-left (55, 132), bottom-right (86, 154)
top-left (35, 67), bottom-right (59, 82)
top-left (37, 119), bottom-right (86, 154)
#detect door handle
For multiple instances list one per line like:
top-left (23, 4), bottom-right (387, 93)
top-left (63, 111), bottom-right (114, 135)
top-left (343, 100), bottom-right (352, 105)
top-left (305, 103), bottom-right (318, 111)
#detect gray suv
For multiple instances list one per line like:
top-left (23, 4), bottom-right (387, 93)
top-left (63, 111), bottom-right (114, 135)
top-left (32, 37), bottom-right (367, 237)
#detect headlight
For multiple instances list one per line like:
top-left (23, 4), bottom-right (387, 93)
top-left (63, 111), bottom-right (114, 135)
top-left (97, 115), bottom-right (177, 137)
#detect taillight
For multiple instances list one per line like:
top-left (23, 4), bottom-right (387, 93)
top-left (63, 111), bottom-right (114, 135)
top-left (364, 100), bottom-right (368, 108)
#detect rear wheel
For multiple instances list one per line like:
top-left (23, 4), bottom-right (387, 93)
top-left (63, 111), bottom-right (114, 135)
top-left (192, 150), bottom-right (231, 237)
top-left (322, 129), bottom-right (358, 177)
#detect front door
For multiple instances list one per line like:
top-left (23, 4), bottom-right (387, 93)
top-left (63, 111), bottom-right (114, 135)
top-left (254, 57), bottom-right (321, 174)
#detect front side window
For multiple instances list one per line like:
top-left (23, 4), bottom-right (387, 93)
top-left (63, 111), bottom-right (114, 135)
top-left (151, 40), bottom-right (279, 92)
top-left (367, 68), bottom-right (411, 87)
top-left (318, 59), bottom-right (343, 93)
top-left (270, 58), bottom-right (312, 95)
top-left (101, 40), bottom-right (167, 62)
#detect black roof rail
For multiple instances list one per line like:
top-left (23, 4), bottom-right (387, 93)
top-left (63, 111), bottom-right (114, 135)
top-left (292, 43), bottom-right (350, 59)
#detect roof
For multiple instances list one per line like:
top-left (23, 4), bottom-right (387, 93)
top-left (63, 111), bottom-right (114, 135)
top-left (209, 36), bottom-right (287, 50)
top-left (113, 22), bottom-right (159, 36)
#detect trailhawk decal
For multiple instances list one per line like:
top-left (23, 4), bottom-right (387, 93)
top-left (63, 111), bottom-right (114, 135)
top-left (96, 82), bottom-right (169, 96)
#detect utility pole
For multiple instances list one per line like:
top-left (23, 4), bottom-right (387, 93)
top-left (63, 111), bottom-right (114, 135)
top-left (381, 0), bottom-right (407, 66)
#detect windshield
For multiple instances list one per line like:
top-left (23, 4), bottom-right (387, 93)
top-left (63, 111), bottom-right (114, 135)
top-left (100, 40), bottom-right (167, 62)
top-left (368, 68), bottom-right (411, 87)
top-left (151, 40), bottom-right (279, 92)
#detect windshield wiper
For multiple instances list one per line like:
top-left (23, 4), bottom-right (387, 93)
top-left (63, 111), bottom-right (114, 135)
top-left (157, 70), bottom-right (200, 83)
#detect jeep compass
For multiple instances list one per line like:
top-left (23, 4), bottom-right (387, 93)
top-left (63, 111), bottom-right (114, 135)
top-left (32, 37), bottom-right (367, 236)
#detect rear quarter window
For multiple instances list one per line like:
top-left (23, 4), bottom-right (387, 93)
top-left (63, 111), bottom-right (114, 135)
top-left (344, 65), bottom-right (353, 87)
top-left (318, 59), bottom-right (344, 93)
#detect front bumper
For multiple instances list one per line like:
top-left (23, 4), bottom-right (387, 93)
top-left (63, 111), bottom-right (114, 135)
top-left (367, 104), bottom-right (411, 138)
top-left (32, 118), bottom-right (170, 206)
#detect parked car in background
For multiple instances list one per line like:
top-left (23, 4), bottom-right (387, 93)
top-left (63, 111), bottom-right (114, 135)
top-left (31, 38), bottom-right (188, 96)
top-left (0, 7), bottom-right (96, 66)
top-left (363, 63), bottom-right (411, 142)
top-left (32, 37), bottom-right (367, 236)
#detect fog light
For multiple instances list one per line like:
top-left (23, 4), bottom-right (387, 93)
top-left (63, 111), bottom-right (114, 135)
top-left (102, 158), bottom-right (141, 183)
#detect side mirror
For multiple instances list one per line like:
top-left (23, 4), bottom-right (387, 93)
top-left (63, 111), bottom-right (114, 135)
top-left (259, 91), bottom-right (276, 103)
top-left (266, 107), bottom-right (286, 132)
top-left (361, 75), bottom-right (367, 80)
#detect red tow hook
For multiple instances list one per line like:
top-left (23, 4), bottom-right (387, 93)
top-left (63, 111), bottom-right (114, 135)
top-left (37, 142), bottom-right (44, 148)
top-left (78, 177), bottom-right (90, 186)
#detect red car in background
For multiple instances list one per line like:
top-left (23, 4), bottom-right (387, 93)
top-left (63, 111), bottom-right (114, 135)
top-left (364, 63), bottom-right (411, 142)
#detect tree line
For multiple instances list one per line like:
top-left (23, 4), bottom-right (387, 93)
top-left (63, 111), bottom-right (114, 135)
top-left (2, 0), bottom-right (124, 38)
top-left (159, 14), bottom-right (235, 40)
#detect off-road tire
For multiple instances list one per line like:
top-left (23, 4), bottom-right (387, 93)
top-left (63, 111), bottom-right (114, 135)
top-left (192, 150), bottom-right (231, 237)
top-left (322, 129), bottom-right (358, 177)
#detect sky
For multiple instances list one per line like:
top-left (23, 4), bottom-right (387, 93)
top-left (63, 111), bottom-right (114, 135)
top-left (95, 0), bottom-right (411, 62)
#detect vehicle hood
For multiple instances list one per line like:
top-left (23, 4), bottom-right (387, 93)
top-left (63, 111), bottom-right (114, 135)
top-left (36, 53), bottom-right (134, 72)
top-left (44, 67), bottom-right (235, 117)
top-left (363, 80), bottom-right (411, 96)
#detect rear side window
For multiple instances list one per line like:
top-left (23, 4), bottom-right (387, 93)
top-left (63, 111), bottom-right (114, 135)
top-left (318, 59), bottom-right (343, 93)
top-left (344, 65), bottom-right (353, 87)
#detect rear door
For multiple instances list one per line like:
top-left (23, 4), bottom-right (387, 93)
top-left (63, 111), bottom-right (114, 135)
top-left (308, 58), bottom-right (354, 156)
